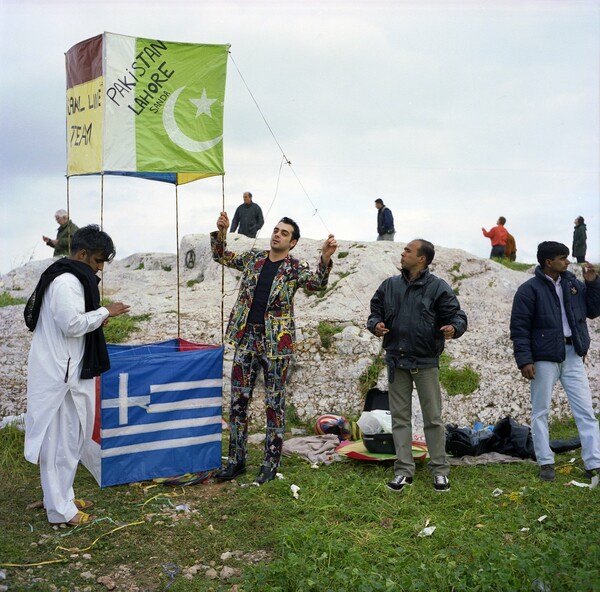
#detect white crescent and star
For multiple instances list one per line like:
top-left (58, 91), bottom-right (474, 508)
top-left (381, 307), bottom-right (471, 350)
top-left (162, 86), bottom-right (223, 153)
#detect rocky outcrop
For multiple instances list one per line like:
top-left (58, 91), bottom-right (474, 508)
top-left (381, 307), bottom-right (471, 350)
top-left (1, 235), bottom-right (598, 431)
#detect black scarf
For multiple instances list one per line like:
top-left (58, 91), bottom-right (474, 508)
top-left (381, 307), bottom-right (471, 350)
top-left (24, 258), bottom-right (110, 378)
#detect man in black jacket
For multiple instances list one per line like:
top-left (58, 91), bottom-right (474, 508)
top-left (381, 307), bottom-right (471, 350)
top-left (367, 239), bottom-right (467, 492)
top-left (510, 241), bottom-right (600, 482)
top-left (230, 191), bottom-right (264, 239)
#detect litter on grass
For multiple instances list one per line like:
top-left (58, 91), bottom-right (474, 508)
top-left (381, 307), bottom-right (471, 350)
top-left (417, 526), bottom-right (436, 537)
top-left (291, 484), bottom-right (300, 499)
top-left (565, 474), bottom-right (599, 489)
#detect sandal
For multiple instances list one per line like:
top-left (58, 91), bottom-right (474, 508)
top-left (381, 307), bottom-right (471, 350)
top-left (73, 498), bottom-right (95, 510)
top-left (50, 510), bottom-right (97, 526)
top-left (67, 510), bottom-right (96, 525)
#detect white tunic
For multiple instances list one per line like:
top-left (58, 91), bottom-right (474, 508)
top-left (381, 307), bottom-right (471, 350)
top-left (24, 273), bottom-right (109, 463)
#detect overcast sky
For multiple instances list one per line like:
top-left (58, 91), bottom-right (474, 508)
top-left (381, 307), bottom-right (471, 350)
top-left (0, 0), bottom-right (598, 275)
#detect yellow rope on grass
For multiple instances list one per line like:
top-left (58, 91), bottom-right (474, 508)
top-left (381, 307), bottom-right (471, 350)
top-left (55, 519), bottom-right (146, 554)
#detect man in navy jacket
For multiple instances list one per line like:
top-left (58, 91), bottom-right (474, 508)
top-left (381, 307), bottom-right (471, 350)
top-left (510, 241), bottom-right (600, 481)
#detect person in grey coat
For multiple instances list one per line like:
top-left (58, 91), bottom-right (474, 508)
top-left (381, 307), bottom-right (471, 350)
top-left (230, 192), bottom-right (264, 238)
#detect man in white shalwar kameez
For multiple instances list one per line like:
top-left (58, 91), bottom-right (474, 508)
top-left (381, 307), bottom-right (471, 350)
top-left (24, 225), bottom-right (129, 525)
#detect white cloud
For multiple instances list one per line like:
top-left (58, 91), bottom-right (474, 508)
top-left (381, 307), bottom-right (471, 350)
top-left (0, 0), bottom-right (598, 275)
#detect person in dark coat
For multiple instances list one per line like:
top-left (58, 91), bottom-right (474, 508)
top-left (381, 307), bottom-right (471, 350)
top-left (510, 241), bottom-right (600, 482)
top-left (374, 198), bottom-right (395, 241)
top-left (230, 192), bottom-right (264, 238)
top-left (367, 239), bottom-right (467, 492)
top-left (572, 216), bottom-right (587, 263)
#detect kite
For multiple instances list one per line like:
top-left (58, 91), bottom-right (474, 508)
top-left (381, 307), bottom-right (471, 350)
top-left (65, 32), bottom-right (230, 184)
top-left (65, 33), bottom-right (231, 485)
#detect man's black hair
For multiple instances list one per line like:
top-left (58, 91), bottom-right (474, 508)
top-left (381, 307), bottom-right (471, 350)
top-left (375, 198), bottom-right (384, 205)
top-left (537, 241), bottom-right (569, 267)
top-left (415, 239), bottom-right (435, 266)
top-left (70, 224), bottom-right (116, 262)
top-left (279, 217), bottom-right (300, 243)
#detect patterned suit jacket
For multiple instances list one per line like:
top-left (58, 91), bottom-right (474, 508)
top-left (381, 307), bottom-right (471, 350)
top-left (211, 232), bottom-right (332, 358)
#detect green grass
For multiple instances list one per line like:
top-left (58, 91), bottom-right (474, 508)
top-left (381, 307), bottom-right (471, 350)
top-left (439, 351), bottom-right (480, 395)
top-left (359, 350), bottom-right (385, 395)
top-left (102, 312), bottom-right (152, 343)
top-left (0, 419), bottom-right (599, 591)
top-left (316, 320), bottom-right (344, 348)
top-left (492, 258), bottom-right (534, 272)
top-left (0, 292), bottom-right (26, 307)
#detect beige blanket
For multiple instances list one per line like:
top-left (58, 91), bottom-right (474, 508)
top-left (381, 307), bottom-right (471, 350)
top-left (282, 435), bottom-right (342, 465)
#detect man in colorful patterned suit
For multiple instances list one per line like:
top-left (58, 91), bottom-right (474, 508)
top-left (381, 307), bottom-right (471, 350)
top-left (211, 211), bottom-right (337, 484)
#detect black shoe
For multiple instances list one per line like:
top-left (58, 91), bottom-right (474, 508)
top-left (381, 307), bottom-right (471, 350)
top-left (386, 475), bottom-right (413, 492)
top-left (216, 462), bottom-right (246, 481)
top-left (254, 466), bottom-right (278, 485)
top-left (585, 467), bottom-right (600, 479)
top-left (539, 464), bottom-right (555, 481)
top-left (433, 475), bottom-right (450, 492)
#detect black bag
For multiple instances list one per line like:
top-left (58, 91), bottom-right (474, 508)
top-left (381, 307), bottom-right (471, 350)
top-left (445, 424), bottom-right (497, 457)
top-left (445, 416), bottom-right (536, 460)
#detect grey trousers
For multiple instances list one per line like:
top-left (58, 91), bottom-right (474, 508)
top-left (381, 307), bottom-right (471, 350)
top-left (388, 366), bottom-right (449, 477)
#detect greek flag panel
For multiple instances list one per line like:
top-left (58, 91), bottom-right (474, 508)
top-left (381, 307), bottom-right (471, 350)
top-left (82, 339), bottom-right (223, 487)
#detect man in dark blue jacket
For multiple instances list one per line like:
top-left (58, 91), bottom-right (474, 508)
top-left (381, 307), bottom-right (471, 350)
top-left (510, 241), bottom-right (600, 482)
top-left (368, 239), bottom-right (467, 492)
top-left (375, 198), bottom-right (395, 241)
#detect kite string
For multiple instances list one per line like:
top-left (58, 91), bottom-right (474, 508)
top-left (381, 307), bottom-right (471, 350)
top-left (229, 51), bottom-right (367, 313)
top-left (228, 53), bottom-right (291, 167)
top-left (229, 52), bottom-right (330, 236)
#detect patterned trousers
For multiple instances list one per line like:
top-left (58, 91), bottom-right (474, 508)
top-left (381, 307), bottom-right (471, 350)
top-left (227, 324), bottom-right (290, 470)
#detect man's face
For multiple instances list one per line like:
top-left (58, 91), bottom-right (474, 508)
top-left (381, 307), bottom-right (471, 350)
top-left (270, 222), bottom-right (297, 253)
top-left (77, 249), bottom-right (107, 274)
top-left (545, 254), bottom-right (569, 275)
top-left (375, 202), bottom-right (382, 210)
top-left (243, 193), bottom-right (251, 205)
top-left (401, 240), bottom-right (425, 272)
top-left (56, 215), bottom-right (67, 225)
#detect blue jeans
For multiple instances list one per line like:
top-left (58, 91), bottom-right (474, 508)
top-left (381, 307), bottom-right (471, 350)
top-left (530, 345), bottom-right (600, 469)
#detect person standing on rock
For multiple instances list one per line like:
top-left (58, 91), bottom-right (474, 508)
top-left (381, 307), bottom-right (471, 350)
top-left (367, 239), bottom-right (467, 493)
top-left (24, 225), bottom-right (130, 525)
top-left (481, 216), bottom-right (508, 259)
top-left (211, 211), bottom-right (337, 484)
top-left (510, 241), bottom-right (600, 482)
top-left (230, 191), bottom-right (264, 238)
top-left (572, 216), bottom-right (587, 263)
top-left (43, 209), bottom-right (79, 257)
top-left (375, 198), bottom-right (395, 241)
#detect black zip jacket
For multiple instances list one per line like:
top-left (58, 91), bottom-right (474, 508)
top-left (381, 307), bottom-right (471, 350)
top-left (367, 268), bottom-right (468, 368)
